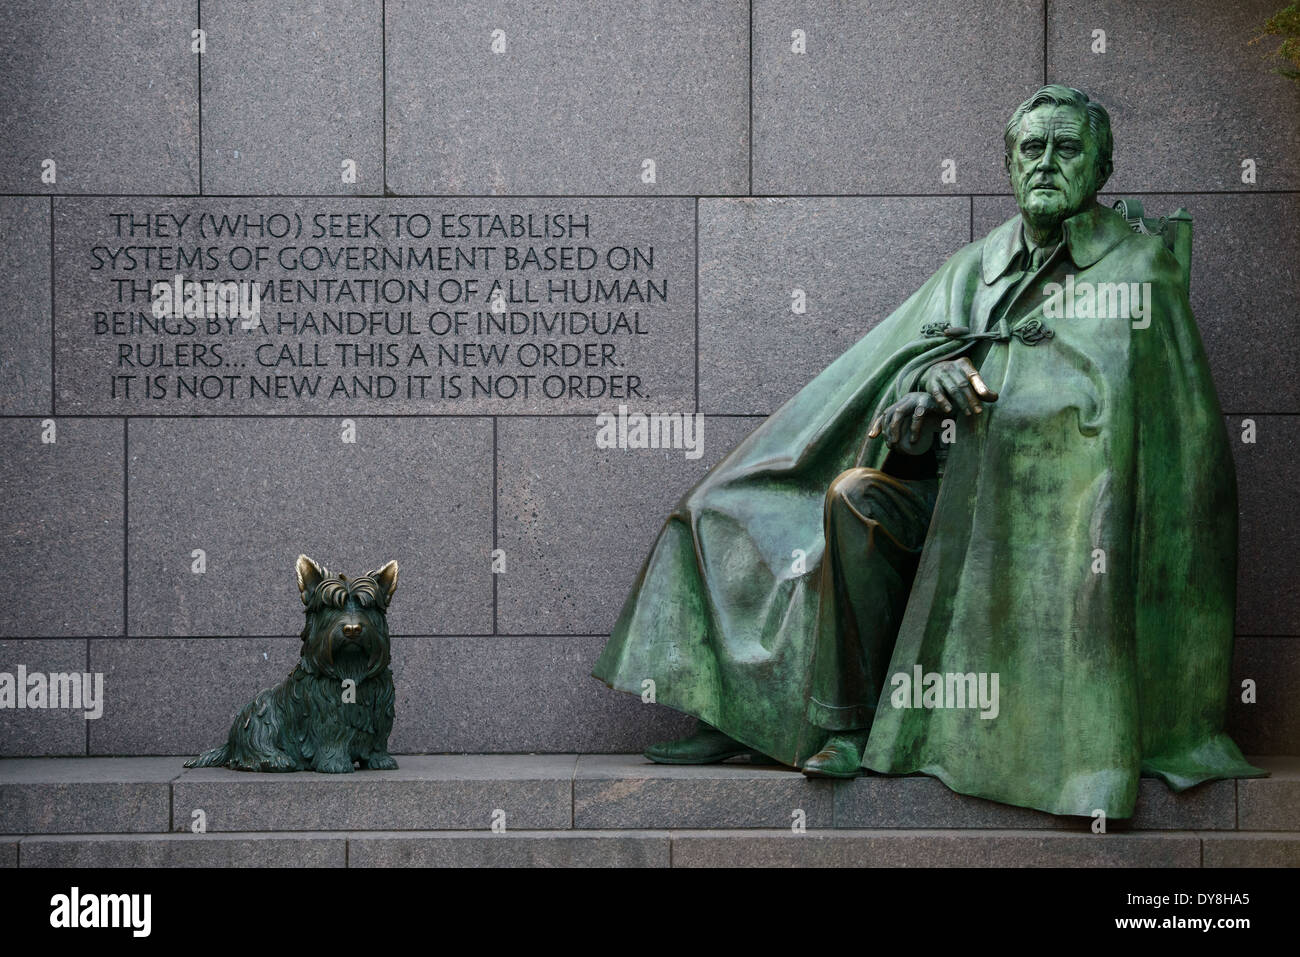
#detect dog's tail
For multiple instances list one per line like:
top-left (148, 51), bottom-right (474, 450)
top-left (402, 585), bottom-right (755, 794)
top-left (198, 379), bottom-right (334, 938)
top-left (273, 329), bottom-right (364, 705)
top-left (184, 744), bottom-right (230, 769)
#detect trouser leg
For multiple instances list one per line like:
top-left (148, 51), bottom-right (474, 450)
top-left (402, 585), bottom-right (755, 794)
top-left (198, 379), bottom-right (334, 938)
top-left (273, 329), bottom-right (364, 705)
top-left (807, 467), bottom-right (938, 731)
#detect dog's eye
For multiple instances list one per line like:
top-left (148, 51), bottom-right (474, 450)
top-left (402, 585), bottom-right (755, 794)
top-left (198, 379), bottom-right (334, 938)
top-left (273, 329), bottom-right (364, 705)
top-left (350, 577), bottom-right (379, 607)
top-left (319, 580), bottom-right (349, 609)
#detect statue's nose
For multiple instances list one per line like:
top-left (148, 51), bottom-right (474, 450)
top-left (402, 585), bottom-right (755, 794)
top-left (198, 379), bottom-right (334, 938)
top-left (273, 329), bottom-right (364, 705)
top-left (342, 623), bottom-right (362, 640)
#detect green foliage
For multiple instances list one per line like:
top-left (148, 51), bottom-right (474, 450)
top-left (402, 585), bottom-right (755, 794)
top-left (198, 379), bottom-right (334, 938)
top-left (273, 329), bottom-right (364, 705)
top-left (1254, 3), bottom-right (1300, 81)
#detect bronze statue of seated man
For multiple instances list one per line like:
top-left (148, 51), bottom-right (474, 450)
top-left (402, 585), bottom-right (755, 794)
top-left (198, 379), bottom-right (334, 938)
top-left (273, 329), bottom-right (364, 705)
top-left (592, 85), bottom-right (1264, 819)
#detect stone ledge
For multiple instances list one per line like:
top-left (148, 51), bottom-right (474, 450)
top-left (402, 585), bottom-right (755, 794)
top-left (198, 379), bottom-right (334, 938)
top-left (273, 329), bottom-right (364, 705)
top-left (1200, 833), bottom-right (1300, 868)
top-left (0, 757), bottom-right (180, 834)
top-left (15, 832), bottom-right (345, 868)
top-left (573, 755), bottom-right (835, 828)
top-left (668, 830), bottom-right (1203, 868)
top-left (172, 755), bottom-right (577, 832)
top-left (1, 755), bottom-right (1295, 837)
top-left (7, 829), bottom-right (1269, 869)
top-left (834, 772), bottom-right (1237, 831)
top-left (1237, 757), bottom-right (1300, 831)
top-left (347, 830), bottom-right (671, 868)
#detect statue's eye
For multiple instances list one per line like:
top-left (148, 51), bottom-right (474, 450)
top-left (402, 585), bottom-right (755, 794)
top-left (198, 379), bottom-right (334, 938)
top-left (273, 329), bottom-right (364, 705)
top-left (319, 580), bottom-right (349, 608)
top-left (349, 577), bottom-right (378, 607)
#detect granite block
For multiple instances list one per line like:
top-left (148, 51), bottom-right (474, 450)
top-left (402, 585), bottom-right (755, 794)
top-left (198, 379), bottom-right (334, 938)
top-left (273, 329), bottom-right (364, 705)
top-left (386, 0), bottom-right (748, 194)
top-left (1230, 639), bottom-right (1300, 756)
top-left (125, 417), bottom-right (492, 636)
top-left (669, 829), bottom-right (1202, 867)
top-left (1237, 757), bottom-right (1300, 831)
top-left (0, 640), bottom-right (91, 757)
top-left (0, 418), bottom-right (123, 637)
top-left (53, 197), bottom-right (695, 415)
top-left (1232, 418), bottom-right (1299, 637)
top-left (698, 197), bottom-right (970, 415)
top-left (574, 754), bottom-right (833, 829)
top-left (389, 635), bottom-right (695, 754)
top-left (496, 416), bottom-right (759, 634)
top-left (347, 830), bottom-right (670, 867)
top-left (202, 0), bottom-right (383, 194)
top-left (834, 775), bottom-right (1235, 830)
top-left (1127, 779), bottom-right (1238, 831)
top-left (0, 0), bottom-right (198, 193)
top-left (172, 754), bottom-right (575, 831)
top-left (0, 198), bottom-right (52, 415)
top-left (752, 0), bottom-right (1043, 193)
top-left (20, 832), bottom-right (346, 867)
top-left (88, 637), bottom-right (302, 756)
top-left (971, 195), bottom-right (1021, 239)
top-left (1048, 0), bottom-right (1300, 191)
top-left (1141, 194), bottom-right (1299, 415)
top-left (1202, 833), bottom-right (1300, 868)
top-left (88, 634), bottom-right (695, 756)
top-left (0, 757), bottom-right (178, 834)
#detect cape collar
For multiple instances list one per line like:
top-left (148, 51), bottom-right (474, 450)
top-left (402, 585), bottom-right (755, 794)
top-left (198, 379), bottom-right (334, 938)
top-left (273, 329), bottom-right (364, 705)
top-left (981, 201), bottom-right (1133, 285)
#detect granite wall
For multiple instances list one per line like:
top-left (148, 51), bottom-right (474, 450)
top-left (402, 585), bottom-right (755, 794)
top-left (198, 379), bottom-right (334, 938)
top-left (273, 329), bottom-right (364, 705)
top-left (1, 0), bottom-right (1296, 757)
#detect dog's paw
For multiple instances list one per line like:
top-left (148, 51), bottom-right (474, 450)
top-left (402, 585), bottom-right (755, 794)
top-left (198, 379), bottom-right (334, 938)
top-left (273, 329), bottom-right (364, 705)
top-left (258, 753), bottom-right (301, 773)
top-left (313, 755), bottom-right (357, 774)
top-left (364, 753), bottom-right (399, 771)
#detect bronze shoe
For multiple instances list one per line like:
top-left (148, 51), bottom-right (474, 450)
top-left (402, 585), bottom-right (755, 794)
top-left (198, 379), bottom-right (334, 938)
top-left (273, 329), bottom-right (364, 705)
top-left (801, 732), bottom-right (868, 778)
top-left (644, 722), bottom-right (764, 765)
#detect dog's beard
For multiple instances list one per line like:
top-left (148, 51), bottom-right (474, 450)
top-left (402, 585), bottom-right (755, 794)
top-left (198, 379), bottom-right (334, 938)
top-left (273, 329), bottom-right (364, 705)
top-left (325, 643), bottom-right (378, 683)
top-left (303, 631), bottom-right (389, 682)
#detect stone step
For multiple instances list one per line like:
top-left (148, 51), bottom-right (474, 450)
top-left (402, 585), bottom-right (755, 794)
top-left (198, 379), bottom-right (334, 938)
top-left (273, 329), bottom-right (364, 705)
top-left (1, 754), bottom-right (1296, 836)
top-left (6, 829), bottom-right (1300, 868)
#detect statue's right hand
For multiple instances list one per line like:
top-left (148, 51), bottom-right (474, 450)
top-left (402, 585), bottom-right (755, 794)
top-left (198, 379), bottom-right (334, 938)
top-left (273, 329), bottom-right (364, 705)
top-left (919, 356), bottom-right (998, 416)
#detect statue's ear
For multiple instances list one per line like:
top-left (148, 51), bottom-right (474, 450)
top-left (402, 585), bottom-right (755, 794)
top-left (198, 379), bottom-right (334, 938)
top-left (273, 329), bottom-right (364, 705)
top-left (296, 554), bottom-right (326, 604)
top-left (372, 560), bottom-right (399, 606)
top-left (1094, 159), bottom-right (1112, 194)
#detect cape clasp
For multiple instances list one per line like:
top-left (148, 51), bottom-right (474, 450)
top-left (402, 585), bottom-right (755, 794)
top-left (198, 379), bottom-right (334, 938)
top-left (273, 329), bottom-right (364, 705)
top-left (921, 317), bottom-right (1053, 346)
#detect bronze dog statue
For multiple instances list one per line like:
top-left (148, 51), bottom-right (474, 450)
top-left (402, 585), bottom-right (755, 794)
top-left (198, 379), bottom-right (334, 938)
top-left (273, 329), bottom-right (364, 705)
top-left (186, 555), bottom-right (399, 773)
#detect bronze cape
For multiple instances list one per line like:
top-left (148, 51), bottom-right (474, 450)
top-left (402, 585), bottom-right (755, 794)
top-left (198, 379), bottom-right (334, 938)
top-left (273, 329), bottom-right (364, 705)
top-left (592, 202), bottom-right (1264, 818)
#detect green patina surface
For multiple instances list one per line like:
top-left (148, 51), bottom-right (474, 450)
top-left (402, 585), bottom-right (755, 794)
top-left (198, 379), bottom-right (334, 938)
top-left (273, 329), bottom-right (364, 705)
top-left (593, 86), bottom-right (1264, 818)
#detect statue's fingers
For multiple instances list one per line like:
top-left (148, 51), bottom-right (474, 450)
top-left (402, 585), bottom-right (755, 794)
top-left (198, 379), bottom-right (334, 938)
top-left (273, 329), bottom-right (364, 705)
top-left (940, 371), bottom-right (974, 415)
top-left (970, 375), bottom-right (999, 401)
top-left (909, 398), bottom-right (930, 444)
top-left (868, 415), bottom-right (883, 439)
top-left (887, 406), bottom-right (907, 448)
top-left (964, 366), bottom-right (999, 401)
top-left (945, 365), bottom-right (984, 413)
top-left (927, 383), bottom-right (954, 415)
top-left (953, 355), bottom-right (998, 401)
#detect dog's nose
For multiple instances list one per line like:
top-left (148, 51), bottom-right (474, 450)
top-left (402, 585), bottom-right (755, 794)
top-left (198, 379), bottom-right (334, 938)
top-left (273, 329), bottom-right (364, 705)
top-left (342, 624), bottom-right (362, 640)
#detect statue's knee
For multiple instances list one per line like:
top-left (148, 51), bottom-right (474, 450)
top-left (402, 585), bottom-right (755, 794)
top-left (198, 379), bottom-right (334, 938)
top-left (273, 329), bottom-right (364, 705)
top-left (825, 467), bottom-right (888, 518)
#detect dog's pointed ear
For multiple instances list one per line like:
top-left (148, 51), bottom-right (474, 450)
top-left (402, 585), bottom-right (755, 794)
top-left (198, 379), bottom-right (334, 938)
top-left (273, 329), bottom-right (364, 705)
top-left (373, 560), bottom-right (398, 606)
top-left (296, 554), bottom-right (326, 604)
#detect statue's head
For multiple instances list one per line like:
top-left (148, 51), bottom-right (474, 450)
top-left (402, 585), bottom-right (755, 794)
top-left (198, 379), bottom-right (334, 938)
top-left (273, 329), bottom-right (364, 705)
top-left (295, 554), bottom-right (398, 682)
top-left (1004, 85), bottom-right (1113, 233)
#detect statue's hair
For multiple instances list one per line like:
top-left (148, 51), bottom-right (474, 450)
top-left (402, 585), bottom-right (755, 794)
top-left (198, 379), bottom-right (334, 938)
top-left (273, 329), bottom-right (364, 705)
top-left (1004, 85), bottom-right (1113, 183)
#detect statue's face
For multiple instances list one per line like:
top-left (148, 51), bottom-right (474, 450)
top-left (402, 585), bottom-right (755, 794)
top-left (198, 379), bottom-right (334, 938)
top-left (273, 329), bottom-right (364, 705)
top-left (1007, 104), bottom-right (1102, 225)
